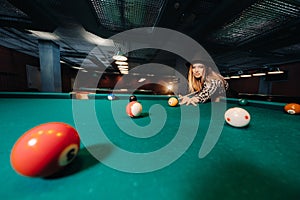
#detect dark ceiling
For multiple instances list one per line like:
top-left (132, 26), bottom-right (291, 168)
top-left (1, 0), bottom-right (300, 75)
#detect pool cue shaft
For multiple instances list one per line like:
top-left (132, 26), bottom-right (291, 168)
top-left (178, 91), bottom-right (198, 100)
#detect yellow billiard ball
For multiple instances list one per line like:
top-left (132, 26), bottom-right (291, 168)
top-left (168, 97), bottom-right (179, 107)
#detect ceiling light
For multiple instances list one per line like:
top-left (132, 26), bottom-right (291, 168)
top-left (113, 49), bottom-right (127, 61)
top-left (237, 70), bottom-right (244, 75)
top-left (235, 70), bottom-right (252, 78)
top-left (230, 75), bottom-right (240, 79)
top-left (240, 74), bottom-right (252, 78)
top-left (138, 78), bottom-right (146, 83)
top-left (252, 72), bottom-right (266, 76)
top-left (118, 65), bottom-right (128, 69)
top-left (115, 61), bottom-right (128, 65)
top-left (119, 67), bottom-right (128, 74)
top-left (82, 30), bottom-right (114, 46)
top-left (72, 66), bottom-right (84, 70)
top-left (28, 30), bottom-right (59, 40)
top-left (267, 68), bottom-right (284, 74)
top-left (167, 84), bottom-right (173, 90)
top-left (120, 70), bottom-right (128, 74)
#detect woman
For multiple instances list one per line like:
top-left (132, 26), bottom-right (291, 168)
top-left (179, 61), bottom-right (228, 106)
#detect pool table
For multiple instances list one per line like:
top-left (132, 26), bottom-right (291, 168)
top-left (0, 92), bottom-right (299, 200)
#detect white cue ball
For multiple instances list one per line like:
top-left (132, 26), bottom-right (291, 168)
top-left (224, 107), bottom-right (251, 127)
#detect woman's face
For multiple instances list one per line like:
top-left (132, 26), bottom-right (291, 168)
top-left (192, 63), bottom-right (205, 79)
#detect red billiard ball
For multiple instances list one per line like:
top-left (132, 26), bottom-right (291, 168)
top-left (126, 101), bottom-right (142, 117)
top-left (10, 122), bottom-right (80, 177)
top-left (284, 103), bottom-right (300, 115)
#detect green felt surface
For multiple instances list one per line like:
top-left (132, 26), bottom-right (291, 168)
top-left (0, 94), bottom-right (299, 200)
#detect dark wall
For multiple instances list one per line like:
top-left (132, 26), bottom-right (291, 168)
top-left (1, 45), bottom-right (300, 96)
top-left (227, 77), bottom-right (260, 96)
top-left (0, 46), bottom-right (38, 91)
top-left (227, 62), bottom-right (300, 98)
top-left (0, 45), bottom-right (171, 94)
top-left (272, 63), bottom-right (300, 96)
top-left (0, 46), bottom-right (76, 92)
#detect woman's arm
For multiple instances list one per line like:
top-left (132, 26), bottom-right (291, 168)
top-left (179, 95), bottom-right (199, 106)
top-left (180, 80), bottom-right (228, 105)
top-left (195, 79), bottom-right (226, 103)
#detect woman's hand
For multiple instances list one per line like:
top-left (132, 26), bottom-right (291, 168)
top-left (179, 95), bottom-right (199, 106)
top-left (186, 96), bottom-right (199, 106)
top-left (179, 95), bottom-right (190, 105)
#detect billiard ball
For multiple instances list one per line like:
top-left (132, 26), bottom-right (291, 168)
top-left (168, 97), bottom-right (178, 107)
top-left (129, 95), bottom-right (137, 102)
top-left (224, 107), bottom-right (251, 127)
top-left (10, 122), bottom-right (80, 177)
top-left (239, 98), bottom-right (248, 106)
top-left (126, 101), bottom-right (142, 117)
top-left (107, 93), bottom-right (116, 100)
top-left (284, 103), bottom-right (300, 115)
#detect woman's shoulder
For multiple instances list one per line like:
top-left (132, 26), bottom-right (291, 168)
top-left (208, 78), bottom-right (223, 84)
top-left (206, 78), bottom-right (228, 89)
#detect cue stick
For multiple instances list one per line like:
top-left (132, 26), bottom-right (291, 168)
top-left (178, 91), bottom-right (199, 100)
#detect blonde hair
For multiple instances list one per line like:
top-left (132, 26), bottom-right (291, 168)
top-left (187, 63), bottom-right (226, 93)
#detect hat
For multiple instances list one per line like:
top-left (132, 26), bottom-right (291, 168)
top-left (185, 60), bottom-right (209, 68)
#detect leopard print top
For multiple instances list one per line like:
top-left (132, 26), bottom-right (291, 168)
top-left (194, 79), bottom-right (228, 103)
